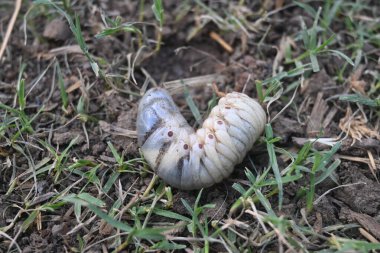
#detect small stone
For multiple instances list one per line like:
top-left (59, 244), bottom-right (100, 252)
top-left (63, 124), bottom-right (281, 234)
top-left (51, 224), bottom-right (63, 235)
top-left (43, 18), bottom-right (71, 41)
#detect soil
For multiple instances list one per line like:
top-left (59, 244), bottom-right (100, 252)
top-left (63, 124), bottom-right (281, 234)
top-left (0, 0), bottom-right (379, 252)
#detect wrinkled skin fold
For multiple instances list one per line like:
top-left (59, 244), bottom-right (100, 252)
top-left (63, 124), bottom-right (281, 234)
top-left (137, 88), bottom-right (266, 190)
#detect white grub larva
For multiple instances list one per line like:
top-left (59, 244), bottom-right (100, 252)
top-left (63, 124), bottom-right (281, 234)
top-left (137, 87), bottom-right (266, 190)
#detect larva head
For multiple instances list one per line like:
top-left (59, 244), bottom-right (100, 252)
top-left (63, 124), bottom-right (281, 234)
top-left (137, 88), bottom-right (176, 146)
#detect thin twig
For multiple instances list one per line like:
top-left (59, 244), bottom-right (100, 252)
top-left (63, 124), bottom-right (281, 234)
top-left (0, 0), bottom-right (22, 61)
top-left (314, 182), bottom-right (366, 205)
top-left (270, 80), bottom-right (300, 123)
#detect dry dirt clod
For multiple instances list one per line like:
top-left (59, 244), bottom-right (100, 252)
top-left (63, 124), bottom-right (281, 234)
top-left (335, 164), bottom-right (380, 216)
top-left (52, 131), bottom-right (85, 145)
top-left (301, 69), bottom-right (337, 96)
top-left (43, 18), bottom-right (71, 41)
top-left (272, 115), bottom-right (304, 142)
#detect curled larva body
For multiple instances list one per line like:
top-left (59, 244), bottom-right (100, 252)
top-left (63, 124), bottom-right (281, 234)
top-left (137, 88), bottom-right (266, 190)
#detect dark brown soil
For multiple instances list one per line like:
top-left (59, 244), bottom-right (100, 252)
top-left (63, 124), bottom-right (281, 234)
top-left (1, 0), bottom-right (379, 252)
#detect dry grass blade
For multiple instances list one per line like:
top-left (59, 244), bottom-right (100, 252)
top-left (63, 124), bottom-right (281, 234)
top-left (163, 74), bottom-right (225, 94)
top-left (350, 210), bottom-right (380, 241)
top-left (209, 31), bottom-right (233, 53)
top-left (359, 228), bottom-right (379, 243)
top-left (66, 80), bottom-right (82, 93)
top-left (99, 120), bottom-right (137, 138)
top-left (339, 107), bottom-right (380, 144)
top-left (272, 36), bottom-right (295, 76)
top-left (367, 150), bottom-right (378, 181)
top-left (0, 0), bottom-right (22, 61)
top-left (40, 45), bottom-right (83, 59)
top-left (348, 65), bottom-right (366, 94)
top-left (307, 92), bottom-right (329, 137)
top-left (212, 82), bottom-right (226, 97)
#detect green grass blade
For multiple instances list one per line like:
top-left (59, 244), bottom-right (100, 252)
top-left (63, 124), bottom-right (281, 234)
top-left (134, 227), bottom-right (166, 240)
top-left (183, 85), bottom-right (203, 125)
top-left (339, 94), bottom-right (379, 107)
top-left (310, 53), bottom-right (320, 72)
top-left (87, 204), bottom-right (132, 232)
top-left (180, 198), bottom-right (194, 216)
top-left (56, 62), bottom-right (69, 109)
top-left (153, 208), bottom-right (191, 222)
top-left (232, 183), bottom-right (247, 195)
top-left (293, 1), bottom-right (317, 18)
top-left (17, 79), bottom-right (26, 111)
top-left (107, 141), bottom-right (122, 165)
top-left (34, 0), bottom-right (100, 77)
top-left (151, 241), bottom-right (187, 250)
top-left (326, 49), bottom-right (354, 66)
top-left (95, 24), bottom-right (141, 39)
top-left (103, 171), bottom-right (120, 194)
top-left (77, 193), bottom-right (106, 207)
top-left (152, 0), bottom-right (164, 27)
top-left (309, 7), bottom-right (322, 49)
top-left (21, 210), bottom-right (38, 232)
top-left (316, 159), bottom-right (341, 185)
top-left (254, 188), bottom-right (275, 216)
top-left (265, 124), bottom-right (283, 210)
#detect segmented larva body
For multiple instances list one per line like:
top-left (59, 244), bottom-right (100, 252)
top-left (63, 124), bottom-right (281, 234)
top-left (137, 88), bottom-right (266, 190)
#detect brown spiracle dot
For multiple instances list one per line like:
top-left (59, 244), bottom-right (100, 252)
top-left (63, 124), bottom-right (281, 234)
top-left (225, 106), bottom-right (231, 109)
top-left (167, 131), bottom-right (173, 137)
top-left (198, 144), bottom-right (203, 149)
top-left (183, 144), bottom-right (189, 150)
top-left (217, 120), bottom-right (223, 125)
top-left (208, 134), bottom-right (214, 139)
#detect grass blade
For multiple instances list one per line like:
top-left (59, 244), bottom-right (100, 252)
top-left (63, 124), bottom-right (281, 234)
top-left (183, 84), bottom-right (202, 125)
top-left (265, 124), bottom-right (283, 210)
top-left (56, 62), bottom-right (69, 110)
top-left (87, 204), bottom-right (132, 232)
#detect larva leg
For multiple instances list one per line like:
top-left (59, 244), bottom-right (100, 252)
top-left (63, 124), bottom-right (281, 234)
top-left (226, 128), bottom-right (256, 157)
top-left (208, 108), bottom-right (244, 159)
top-left (184, 142), bottom-right (210, 189)
top-left (154, 127), bottom-right (193, 188)
top-left (220, 112), bottom-right (251, 151)
top-left (214, 141), bottom-right (239, 164)
top-left (213, 129), bottom-right (241, 159)
top-left (201, 156), bottom-right (224, 184)
top-left (203, 132), bottom-right (231, 178)
top-left (220, 97), bottom-right (264, 134)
